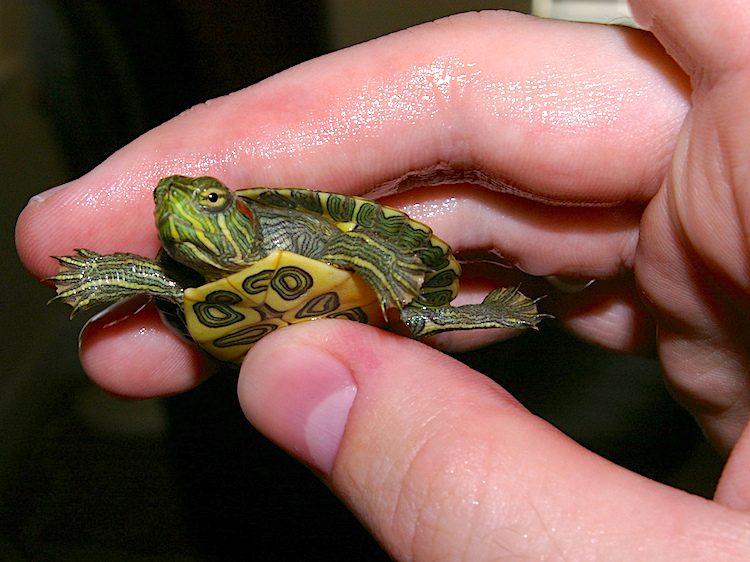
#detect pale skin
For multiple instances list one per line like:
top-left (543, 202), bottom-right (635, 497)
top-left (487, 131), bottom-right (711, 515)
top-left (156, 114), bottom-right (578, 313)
top-left (15, 1), bottom-right (750, 559)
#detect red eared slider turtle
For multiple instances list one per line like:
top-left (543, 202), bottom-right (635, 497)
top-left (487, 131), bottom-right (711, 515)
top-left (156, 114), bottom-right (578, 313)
top-left (49, 176), bottom-right (544, 363)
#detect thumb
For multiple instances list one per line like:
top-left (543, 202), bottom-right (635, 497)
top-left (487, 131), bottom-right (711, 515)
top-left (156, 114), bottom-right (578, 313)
top-left (238, 321), bottom-right (748, 560)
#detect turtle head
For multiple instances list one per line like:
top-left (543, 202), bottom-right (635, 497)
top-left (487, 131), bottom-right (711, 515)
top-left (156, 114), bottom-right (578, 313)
top-left (154, 175), bottom-right (262, 277)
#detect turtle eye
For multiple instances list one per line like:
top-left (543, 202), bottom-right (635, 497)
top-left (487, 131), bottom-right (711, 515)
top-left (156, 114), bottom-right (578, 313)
top-left (198, 187), bottom-right (231, 211)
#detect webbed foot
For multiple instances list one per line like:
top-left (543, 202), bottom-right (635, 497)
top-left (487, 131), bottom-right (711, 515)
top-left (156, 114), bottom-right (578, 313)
top-left (401, 286), bottom-right (548, 339)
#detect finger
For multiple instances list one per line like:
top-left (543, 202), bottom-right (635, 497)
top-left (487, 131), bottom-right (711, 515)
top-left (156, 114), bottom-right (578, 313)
top-left (16, 11), bottom-right (688, 282)
top-left (392, 185), bottom-right (657, 353)
top-left (631, 0), bottom-right (750, 454)
top-left (416, 261), bottom-right (655, 356)
top-left (630, 1), bottom-right (750, 76)
top-left (240, 320), bottom-right (750, 560)
top-left (549, 275), bottom-right (656, 354)
top-left (386, 184), bottom-right (644, 279)
top-left (78, 298), bottom-right (211, 397)
top-left (716, 422), bottom-right (750, 512)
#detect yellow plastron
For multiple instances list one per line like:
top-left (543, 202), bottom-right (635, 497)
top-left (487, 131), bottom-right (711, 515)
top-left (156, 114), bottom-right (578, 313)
top-left (184, 250), bottom-right (382, 363)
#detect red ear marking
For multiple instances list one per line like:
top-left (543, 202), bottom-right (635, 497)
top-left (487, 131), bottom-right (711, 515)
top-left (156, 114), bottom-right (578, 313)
top-left (236, 198), bottom-right (256, 222)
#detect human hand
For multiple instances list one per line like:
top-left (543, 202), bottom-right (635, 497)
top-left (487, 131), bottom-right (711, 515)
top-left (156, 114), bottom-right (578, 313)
top-left (16, 9), bottom-right (682, 394)
top-left (16, 3), bottom-right (750, 559)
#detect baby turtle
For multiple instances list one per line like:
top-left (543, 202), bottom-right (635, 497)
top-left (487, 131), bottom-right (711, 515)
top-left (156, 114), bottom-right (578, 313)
top-left (49, 176), bottom-right (544, 362)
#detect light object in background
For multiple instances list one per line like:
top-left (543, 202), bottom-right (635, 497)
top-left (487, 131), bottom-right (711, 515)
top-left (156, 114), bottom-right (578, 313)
top-left (532, 0), bottom-right (636, 26)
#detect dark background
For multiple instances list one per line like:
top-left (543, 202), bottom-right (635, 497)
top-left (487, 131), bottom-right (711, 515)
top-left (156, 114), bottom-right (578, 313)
top-left (3, 2), bottom-right (721, 560)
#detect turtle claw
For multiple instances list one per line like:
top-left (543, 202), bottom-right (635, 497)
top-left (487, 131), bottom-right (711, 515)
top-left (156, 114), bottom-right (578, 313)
top-left (481, 286), bottom-right (550, 329)
top-left (375, 256), bottom-right (426, 313)
top-left (46, 250), bottom-right (114, 314)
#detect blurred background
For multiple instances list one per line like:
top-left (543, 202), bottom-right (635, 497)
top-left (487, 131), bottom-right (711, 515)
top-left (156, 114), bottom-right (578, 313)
top-left (2, 1), bottom-right (720, 560)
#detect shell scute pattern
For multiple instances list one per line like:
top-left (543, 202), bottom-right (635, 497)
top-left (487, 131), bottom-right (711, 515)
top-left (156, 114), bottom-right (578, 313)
top-left (238, 188), bottom-right (461, 308)
top-left (184, 249), bottom-right (382, 362)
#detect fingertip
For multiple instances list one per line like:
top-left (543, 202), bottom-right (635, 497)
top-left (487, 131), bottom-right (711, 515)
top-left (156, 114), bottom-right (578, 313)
top-left (550, 278), bottom-right (657, 354)
top-left (628, 1), bottom-right (654, 29)
top-left (237, 318), bottom-right (529, 485)
top-left (15, 192), bottom-right (64, 280)
top-left (629, 0), bottom-right (750, 74)
top-left (80, 298), bottom-right (211, 398)
top-left (238, 319), bottom-right (536, 558)
top-left (239, 322), bottom-right (362, 475)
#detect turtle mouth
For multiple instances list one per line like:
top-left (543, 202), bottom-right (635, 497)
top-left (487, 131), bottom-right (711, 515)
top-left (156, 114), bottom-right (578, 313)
top-left (157, 211), bottom-right (223, 273)
top-left (157, 211), bottom-right (208, 244)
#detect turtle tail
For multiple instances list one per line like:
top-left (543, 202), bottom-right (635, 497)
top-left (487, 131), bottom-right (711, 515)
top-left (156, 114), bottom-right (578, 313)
top-left (400, 286), bottom-right (548, 339)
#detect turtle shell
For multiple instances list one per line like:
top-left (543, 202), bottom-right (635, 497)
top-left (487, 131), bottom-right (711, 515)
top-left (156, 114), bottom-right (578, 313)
top-left (184, 249), bottom-right (383, 363)
top-left (185, 188), bottom-right (463, 363)
top-left (237, 187), bottom-right (462, 308)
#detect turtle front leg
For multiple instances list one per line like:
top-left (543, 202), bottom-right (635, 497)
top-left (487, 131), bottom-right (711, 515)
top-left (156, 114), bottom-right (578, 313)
top-left (48, 249), bottom-right (185, 316)
top-left (400, 286), bottom-right (546, 339)
top-left (320, 231), bottom-right (427, 311)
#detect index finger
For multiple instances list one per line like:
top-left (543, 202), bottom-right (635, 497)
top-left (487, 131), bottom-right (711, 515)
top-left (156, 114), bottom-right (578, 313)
top-left (16, 11), bottom-right (688, 280)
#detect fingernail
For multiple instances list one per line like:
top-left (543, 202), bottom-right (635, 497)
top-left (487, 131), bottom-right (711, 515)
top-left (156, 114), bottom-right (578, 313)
top-left (545, 276), bottom-right (595, 293)
top-left (305, 380), bottom-right (357, 475)
top-left (628, 4), bottom-right (653, 29)
top-left (80, 296), bottom-right (152, 349)
top-left (84, 295), bottom-right (152, 329)
top-left (81, 295), bottom-right (151, 333)
top-left (28, 181), bottom-right (70, 204)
